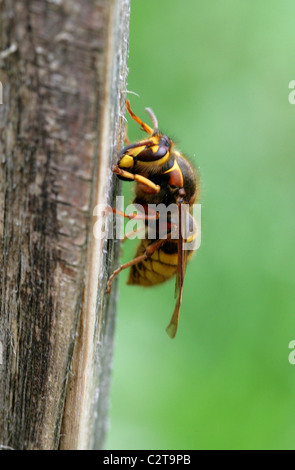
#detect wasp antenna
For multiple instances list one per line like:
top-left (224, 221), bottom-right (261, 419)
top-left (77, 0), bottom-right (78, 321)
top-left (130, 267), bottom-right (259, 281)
top-left (125, 89), bottom-right (140, 97)
top-left (145, 107), bottom-right (158, 132)
top-left (125, 100), bottom-right (153, 135)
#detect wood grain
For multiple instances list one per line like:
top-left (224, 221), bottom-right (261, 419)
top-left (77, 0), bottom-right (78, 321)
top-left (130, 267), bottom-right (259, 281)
top-left (0, 0), bottom-right (129, 450)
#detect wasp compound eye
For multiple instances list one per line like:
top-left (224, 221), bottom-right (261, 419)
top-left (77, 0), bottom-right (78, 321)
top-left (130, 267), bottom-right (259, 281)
top-left (159, 135), bottom-right (171, 148)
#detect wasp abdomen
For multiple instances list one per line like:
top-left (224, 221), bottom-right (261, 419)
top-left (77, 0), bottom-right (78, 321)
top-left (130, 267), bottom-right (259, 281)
top-left (127, 239), bottom-right (176, 286)
top-left (127, 239), bottom-right (195, 287)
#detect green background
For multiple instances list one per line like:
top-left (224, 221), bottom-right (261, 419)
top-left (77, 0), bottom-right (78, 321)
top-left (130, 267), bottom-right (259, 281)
top-left (105, 0), bottom-right (295, 450)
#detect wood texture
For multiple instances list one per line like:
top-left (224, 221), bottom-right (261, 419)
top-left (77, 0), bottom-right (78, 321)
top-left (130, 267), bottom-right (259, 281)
top-left (0, 0), bottom-right (129, 450)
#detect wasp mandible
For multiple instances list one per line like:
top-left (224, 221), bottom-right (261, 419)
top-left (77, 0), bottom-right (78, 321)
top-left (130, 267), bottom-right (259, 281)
top-left (106, 100), bottom-right (200, 338)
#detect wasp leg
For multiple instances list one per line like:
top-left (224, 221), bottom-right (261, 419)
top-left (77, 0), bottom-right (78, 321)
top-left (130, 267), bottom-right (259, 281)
top-left (122, 225), bottom-right (146, 242)
top-left (108, 206), bottom-right (159, 221)
top-left (112, 165), bottom-right (160, 194)
top-left (106, 237), bottom-right (169, 294)
top-left (119, 139), bottom-right (155, 157)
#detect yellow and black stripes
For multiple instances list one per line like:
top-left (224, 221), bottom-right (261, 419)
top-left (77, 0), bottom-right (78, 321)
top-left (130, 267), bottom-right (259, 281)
top-left (163, 158), bottom-right (184, 188)
top-left (127, 239), bottom-right (178, 286)
top-left (127, 238), bottom-right (195, 287)
top-left (118, 134), bottom-right (171, 170)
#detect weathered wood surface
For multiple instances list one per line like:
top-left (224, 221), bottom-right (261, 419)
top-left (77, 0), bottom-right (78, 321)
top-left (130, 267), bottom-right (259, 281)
top-left (0, 0), bottom-right (129, 450)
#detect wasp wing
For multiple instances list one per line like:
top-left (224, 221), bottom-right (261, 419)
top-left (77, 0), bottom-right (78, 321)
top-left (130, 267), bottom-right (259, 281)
top-left (166, 203), bottom-right (188, 338)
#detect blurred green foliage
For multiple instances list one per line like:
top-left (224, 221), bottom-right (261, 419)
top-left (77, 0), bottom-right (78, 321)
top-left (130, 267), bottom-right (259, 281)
top-left (105, 0), bottom-right (295, 450)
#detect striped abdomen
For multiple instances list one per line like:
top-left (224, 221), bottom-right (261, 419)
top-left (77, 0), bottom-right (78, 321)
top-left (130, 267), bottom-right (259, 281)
top-left (127, 239), bottom-right (194, 287)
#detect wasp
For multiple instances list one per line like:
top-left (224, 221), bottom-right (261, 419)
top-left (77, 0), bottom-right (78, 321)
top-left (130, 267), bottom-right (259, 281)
top-left (106, 100), bottom-right (200, 338)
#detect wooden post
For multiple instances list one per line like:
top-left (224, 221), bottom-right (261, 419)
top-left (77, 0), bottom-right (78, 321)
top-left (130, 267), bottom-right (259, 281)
top-left (0, 0), bottom-right (130, 450)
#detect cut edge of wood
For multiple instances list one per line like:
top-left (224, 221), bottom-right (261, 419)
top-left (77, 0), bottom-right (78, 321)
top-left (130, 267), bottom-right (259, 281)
top-left (58, 0), bottom-right (130, 450)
